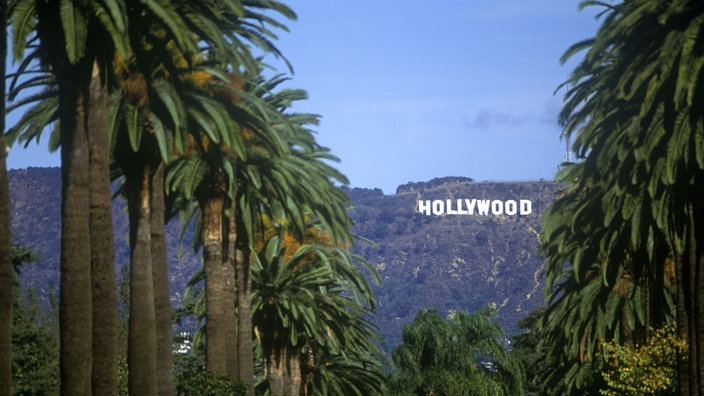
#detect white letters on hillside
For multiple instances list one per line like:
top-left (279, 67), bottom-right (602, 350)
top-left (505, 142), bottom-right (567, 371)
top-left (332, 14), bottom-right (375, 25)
top-left (416, 199), bottom-right (533, 216)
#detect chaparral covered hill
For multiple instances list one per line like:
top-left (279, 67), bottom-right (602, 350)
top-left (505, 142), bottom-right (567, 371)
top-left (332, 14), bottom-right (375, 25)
top-left (345, 177), bottom-right (557, 347)
top-left (8, 168), bottom-right (558, 348)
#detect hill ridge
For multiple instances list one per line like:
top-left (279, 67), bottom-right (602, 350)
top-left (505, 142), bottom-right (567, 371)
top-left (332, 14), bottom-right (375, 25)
top-left (9, 167), bottom-right (557, 347)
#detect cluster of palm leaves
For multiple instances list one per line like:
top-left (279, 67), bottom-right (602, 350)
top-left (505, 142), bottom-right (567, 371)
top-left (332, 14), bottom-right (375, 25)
top-left (529, 1), bottom-right (704, 395)
top-left (0, 1), bottom-right (381, 395)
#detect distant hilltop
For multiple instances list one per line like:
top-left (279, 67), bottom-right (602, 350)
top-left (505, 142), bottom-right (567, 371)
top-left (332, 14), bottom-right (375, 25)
top-left (396, 176), bottom-right (475, 195)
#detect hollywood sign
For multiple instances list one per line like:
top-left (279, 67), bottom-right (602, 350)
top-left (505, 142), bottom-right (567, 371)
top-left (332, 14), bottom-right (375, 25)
top-left (417, 199), bottom-right (533, 216)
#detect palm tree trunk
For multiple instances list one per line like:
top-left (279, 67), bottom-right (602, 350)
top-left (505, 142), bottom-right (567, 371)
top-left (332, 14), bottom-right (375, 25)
top-left (223, 210), bottom-right (239, 378)
top-left (235, 213), bottom-right (255, 394)
top-left (286, 348), bottom-right (301, 396)
top-left (0, 121), bottom-right (10, 396)
top-left (0, 1), bottom-right (11, 393)
top-left (87, 60), bottom-right (119, 396)
top-left (692, 184), bottom-right (704, 395)
top-left (199, 188), bottom-right (237, 378)
top-left (0, 139), bottom-right (10, 396)
top-left (267, 344), bottom-right (285, 396)
top-left (58, 68), bottom-right (94, 396)
top-left (126, 164), bottom-right (158, 395)
top-left (150, 161), bottom-right (174, 396)
top-left (676, 248), bottom-right (691, 396)
top-left (678, 195), bottom-right (703, 396)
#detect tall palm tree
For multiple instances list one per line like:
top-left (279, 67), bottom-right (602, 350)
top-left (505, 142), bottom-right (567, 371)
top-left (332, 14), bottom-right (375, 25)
top-left (9, 2), bottom-right (294, 393)
top-left (552, 2), bottom-right (704, 394)
top-left (9, 1), bottom-right (217, 393)
top-left (87, 56), bottom-right (120, 396)
top-left (112, 3), bottom-right (296, 391)
top-left (0, 1), bottom-right (12, 394)
top-left (168, 70), bottom-right (362, 394)
top-left (9, 1), bottom-right (133, 392)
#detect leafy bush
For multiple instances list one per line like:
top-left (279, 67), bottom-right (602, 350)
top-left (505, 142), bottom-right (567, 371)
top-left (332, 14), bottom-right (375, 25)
top-left (599, 324), bottom-right (686, 396)
top-left (174, 355), bottom-right (247, 396)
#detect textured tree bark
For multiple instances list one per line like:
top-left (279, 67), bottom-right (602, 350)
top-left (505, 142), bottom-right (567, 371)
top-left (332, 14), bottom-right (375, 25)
top-left (150, 162), bottom-right (174, 396)
top-left (0, 1), bottom-right (12, 393)
top-left (267, 344), bottom-right (285, 396)
top-left (678, 196), bottom-right (702, 396)
top-left (0, 118), bottom-right (11, 396)
top-left (676, 248), bottom-right (691, 396)
top-left (286, 349), bottom-right (302, 396)
top-left (693, 184), bottom-right (704, 396)
top-left (59, 77), bottom-right (94, 396)
top-left (235, 215), bottom-right (255, 395)
top-left (222, 210), bottom-right (239, 379)
top-left (200, 190), bottom-right (237, 377)
top-left (127, 164), bottom-right (158, 395)
top-left (88, 60), bottom-right (119, 396)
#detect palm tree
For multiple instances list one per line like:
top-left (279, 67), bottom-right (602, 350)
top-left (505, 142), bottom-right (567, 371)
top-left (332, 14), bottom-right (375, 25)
top-left (86, 50), bottom-right (122, 396)
top-left (9, 1), bottom-right (133, 392)
top-left (113, 3), bottom-right (296, 390)
top-left (553, 1), bottom-right (704, 394)
top-left (537, 162), bottom-right (677, 394)
top-left (0, 1), bottom-right (12, 393)
top-left (167, 70), bottom-right (356, 391)
top-left (251, 226), bottom-right (381, 396)
top-left (10, 2), bottom-right (295, 393)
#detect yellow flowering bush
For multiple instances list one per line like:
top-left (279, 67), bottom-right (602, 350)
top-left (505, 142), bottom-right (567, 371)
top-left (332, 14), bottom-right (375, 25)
top-left (599, 324), bottom-right (687, 396)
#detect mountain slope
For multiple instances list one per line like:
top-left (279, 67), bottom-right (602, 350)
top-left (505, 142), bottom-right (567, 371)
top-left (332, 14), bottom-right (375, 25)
top-left (8, 168), bottom-right (557, 347)
top-left (346, 177), bottom-right (556, 346)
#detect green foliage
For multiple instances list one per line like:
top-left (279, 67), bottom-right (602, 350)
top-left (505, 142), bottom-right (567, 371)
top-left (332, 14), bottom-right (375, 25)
top-left (536, 0), bottom-right (704, 393)
top-left (252, 234), bottom-right (384, 395)
top-left (511, 308), bottom-right (545, 396)
top-left (599, 324), bottom-right (686, 396)
top-left (12, 289), bottom-right (59, 396)
top-left (11, 244), bottom-right (59, 395)
top-left (174, 354), bottom-right (247, 396)
top-left (387, 308), bottom-right (525, 396)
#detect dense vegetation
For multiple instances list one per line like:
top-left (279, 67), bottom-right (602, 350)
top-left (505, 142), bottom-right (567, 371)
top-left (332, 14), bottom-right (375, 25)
top-left (4, 0), bottom-right (704, 395)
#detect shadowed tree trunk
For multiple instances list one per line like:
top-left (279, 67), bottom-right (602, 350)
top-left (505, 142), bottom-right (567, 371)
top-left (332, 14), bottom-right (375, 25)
top-left (151, 161), bottom-right (174, 395)
top-left (223, 208), bottom-right (239, 379)
top-left (88, 60), bottom-right (119, 396)
top-left (197, 170), bottom-right (237, 379)
top-left (695, 184), bottom-right (704, 396)
top-left (267, 341), bottom-right (285, 396)
top-left (58, 70), bottom-right (94, 395)
top-left (677, 186), bottom-right (704, 396)
top-left (675, 184), bottom-right (704, 396)
top-left (0, 1), bottom-right (11, 392)
top-left (235, 212), bottom-right (254, 394)
top-left (33, 4), bottom-right (97, 393)
top-left (286, 348), bottom-right (302, 396)
top-left (125, 161), bottom-right (158, 395)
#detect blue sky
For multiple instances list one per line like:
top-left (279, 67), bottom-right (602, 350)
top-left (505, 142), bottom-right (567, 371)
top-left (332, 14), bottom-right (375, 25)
top-left (6, 1), bottom-right (602, 194)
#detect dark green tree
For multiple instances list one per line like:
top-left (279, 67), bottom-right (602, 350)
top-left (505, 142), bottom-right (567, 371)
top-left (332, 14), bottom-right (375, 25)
top-left (387, 308), bottom-right (525, 396)
top-left (548, 1), bottom-right (704, 394)
top-left (251, 233), bottom-right (382, 396)
top-left (10, 244), bottom-right (60, 395)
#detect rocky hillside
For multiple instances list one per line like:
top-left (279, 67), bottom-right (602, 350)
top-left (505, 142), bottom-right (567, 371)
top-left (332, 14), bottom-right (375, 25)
top-left (8, 168), bottom-right (558, 348)
top-left (345, 177), bottom-right (557, 346)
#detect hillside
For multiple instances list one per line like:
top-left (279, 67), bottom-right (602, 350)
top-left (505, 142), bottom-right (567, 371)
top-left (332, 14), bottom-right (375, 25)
top-left (345, 177), bottom-right (557, 346)
top-left (8, 168), bottom-right (558, 348)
